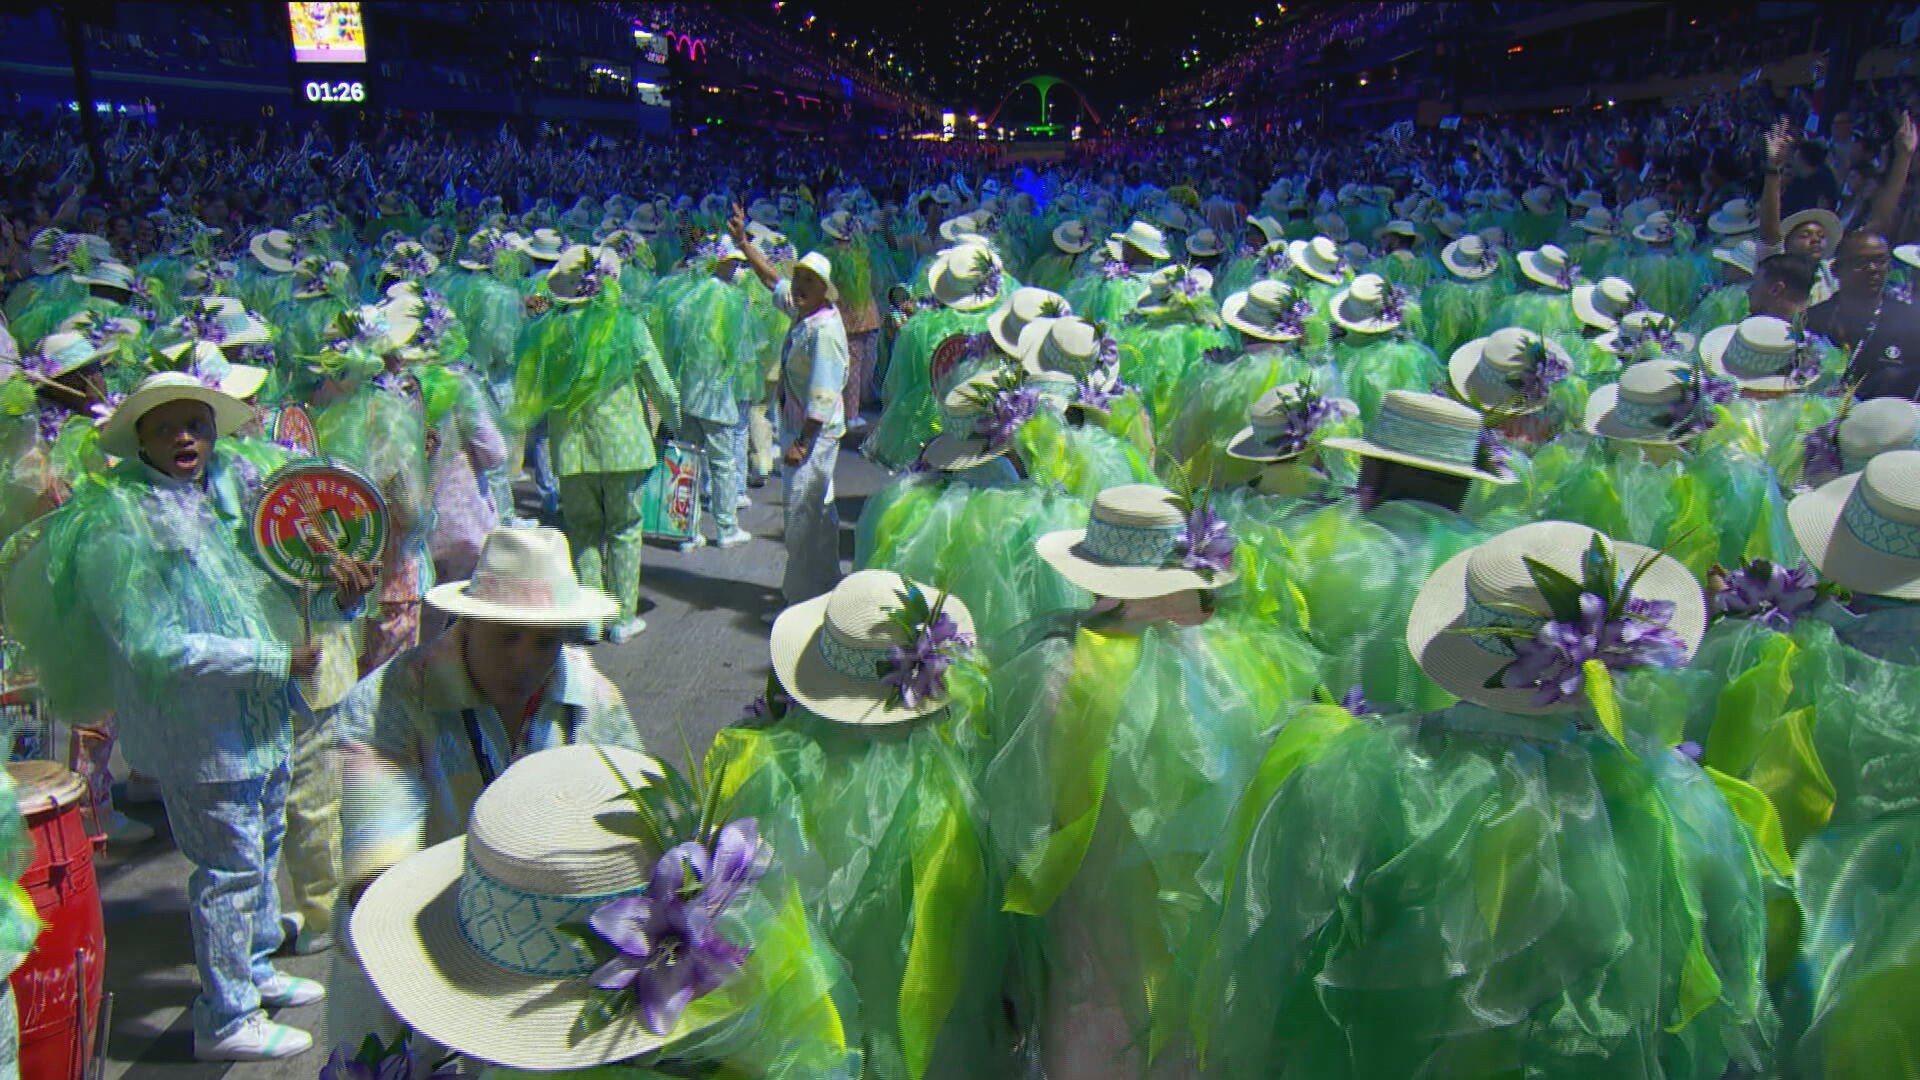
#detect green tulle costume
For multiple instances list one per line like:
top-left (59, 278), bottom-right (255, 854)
top-left (1331, 333), bottom-right (1442, 423)
top-left (1011, 407), bottom-right (1155, 501)
top-left (982, 612), bottom-right (1324, 1075)
top-left (1196, 702), bottom-right (1775, 1080)
top-left (5, 275), bottom-right (94, 347)
top-left (1235, 499), bottom-right (1490, 712)
top-left (659, 275), bottom-right (758, 424)
top-left (1486, 288), bottom-right (1579, 340)
top-left (855, 474), bottom-right (1092, 641)
top-left (440, 267), bottom-right (528, 390)
top-left (513, 284), bottom-right (647, 427)
top-left (1062, 271), bottom-right (1151, 327)
top-left (1113, 316), bottom-right (1232, 428)
top-left (1158, 347), bottom-right (1325, 488)
top-left (1369, 250), bottom-right (1434, 292)
top-left (1421, 276), bottom-right (1505, 362)
top-left (1627, 251), bottom-right (1709, 324)
top-left (1684, 285), bottom-right (1749, 337)
top-left (870, 307), bottom-right (994, 470)
top-left (1791, 809), bottom-right (1920, 1080)
top-left (1023, 251), bottom-right (1083, 294)
top-left (710, 666), bottom-right (1021, 1080)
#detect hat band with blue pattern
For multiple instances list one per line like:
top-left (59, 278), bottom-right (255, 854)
top-left (1612, 395), bottom-right (1681, 433)
top-left (1081, 516), bottom-right (1183, 567)
top-left (1842, 488), bottom-right (1920, 560)
top-left (1369, 408), bottom-right (1481, 468)
top-left (1723, 338), bottom-right (1791, 378)
top-left (818, 628), bottom-right (892, 682)
top-left (1463, 591), bottom-right (1549, 656)
top-left (455, 854), bottom-right (644, 978)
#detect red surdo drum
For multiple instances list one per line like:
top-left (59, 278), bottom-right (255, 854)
top-left (8, 761), bottom-right (102, 1080)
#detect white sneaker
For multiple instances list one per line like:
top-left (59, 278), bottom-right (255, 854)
top-left (194, 1013), bottom-right (314, 1061)
top-left (292, 927), bottom-right (333, 955)
top-left (735, 493), bottom-right (753, 510)
top-left (716, 527), bottom-right (752, 549)
top-left (105, 809), bottom-right (155, 846)
top-left (608, 617), bottom-right (648, 643)
top-left (256, 972), bottom-right (326, 1008)
top-left (677, 534), bottom-right (708, 553)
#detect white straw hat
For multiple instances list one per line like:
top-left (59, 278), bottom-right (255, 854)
top-left (547, 245), bottom-right (624, 305)
top-left (1594, 310), bottom-right (1695, 362)
top-left (1185, 228), bottom-right (1227, 258)
top-left (1895, 244), bottom-right (1920, 271)
top-left (928, 243), bottom-right (1003, 312)
top-left (1224, 383), bottom-right (1356, 463)
top-left (988, 287), bottom-right (1071, 356)
top-left (1406, 520), bottom-right (1706, 715)
top-left (97, 371), bottom-right (258, 460)
top-left (1104, 221), bottom-right (1171, 263)
top-left (1036, 484), bottom-right (1237, 600)
top-left (30, 329), bottom-right (120, 381)
top-left (1017, 315), bottom-right (1103, 380)
top-left (351, 744), bottom-right (692, 1071)
top-left (793, 251), bottom-right (839, 302)
top-left (1051, 219), bottom-right (1096, 255)
top-left (1780, 209), bottom-right (1843, 259)
top-left (937, 214), bottom-right (981, 244)
top-left (1516, 245), bottom-right (1577, 290)
top-left (1328, 273), bottom-right (1404, 334)
top-left (1448, 328), bottom-right (1572, 415)
top-left (1246, 214), bottom-right (1287, 245)
top-left (1631, 211), bottom-right (1679, 245)
top-left (1221, 279), bottom-right (1308, 342)
top-left (1699, 315), bottom-right (1812, 392)
top-left (1569, 207), bottom-right (1619, 236)
top-left (1570, 276), bottom-right (1641, 330)
top-left (820, 210), bottom-right (854, 241)
top-left (520, 228), bottom-right (568, 262)
top-left (1324, 390), bottom-right (1515, 484)
top-left (1708, 199), bottom-right (1760, 236)
top-left (1287, 235), bottom-right (1349, 285)
top-left (1440, 234), bottom-right (1501, 280)
top-left (248, 229), bottom-right (299, 273)
top-left (1713, 238), bottom-right (1760, 277)
top-left (1583, 360), bottom-right (1697, 444)
top-left (426, 527), bottom-right (618, 626)
top-left (1520, 186), bottom-right (1561, 216)
top-left (769, 569), bottom-right (977, 725)
top-left (1838, 398), bottom-right (1920, 474)
top-left (1789, 450), bottom-right (1920, 599)
top-left (1571, 190), bottom-right (1607, 211)
top-left (151, 340), bottom-right (268, 402)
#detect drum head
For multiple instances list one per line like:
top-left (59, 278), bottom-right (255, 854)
top-left (7, 761), bottom-right (86, 816)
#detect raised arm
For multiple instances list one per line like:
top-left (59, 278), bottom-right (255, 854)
top-left (1868, 111), bottom-right (1917, 238)
top-left (727, 203), bottom-right (781, 290)
top-left (1761, 117), bottom-right (1793, 249)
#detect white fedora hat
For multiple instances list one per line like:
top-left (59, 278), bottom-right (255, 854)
top-left (1246, 214), bottom-right (1287, 245)
top-left (1185, 228), bottom-right (1227, 258)
top-left (457, 228), bottom-right (512, 272)
top-left (1036, 484), bottom-right (1238, 600)
top-left (248, 229), bottom-right (299, 274)
top-left (151, 340), bottom-right (268, 403)
top-left (1324, 390), bottom-right (1515, 485)
top-left (547, 245), bottom-right (623, 306)
top-left (1287, 235), bottom-right (1348, 285)
top-left (29, 329), bottom-right (121, 381)
top-left (1789, 450), bottom-right (1920, 600)
top-left (1894, 244), bottom-right (1920, 271)
top-left (1449, 327), bottom-right (1572, 415)
top-left (97, 371), bottom-right (258, 460)
top-left (1328, 273), bottom-right (1405, 334)
top-left (1516, 244), bottom-right (1577, 290)
top-left (1440, 234), bottom-right (1501, 280)
top-left (1520, 186), bottom-right (1561, 216)
top-left (1594, 310), bottom-right (1695, 362)
top-left (1780, 209), bottom-right (1843, 259)
top-left (1708, 199), bottom-right (1760, 236)
top-left (1051, 219), bottom-right (1096, 255)
top-left (1104, 221), bottom-right (1171, 263)
top-left (793, 251), bottom-right (839, 302)
top-left (1838, 398), bottom-right (1920, 474)
top-left (519, 228), bottom-right (568, 262)
top-left (1569, 207), bottom-right (1619, 236)
top-left (1584, 360), bottom-right (1699, 444)
top-left (381, 241), bottom-right (441, 282)
top-left (1221, 279), bottom-right (1309, 342)
top-left (1571, 190), bottom-right (1607, 211)
top-left (819, 210), bottom-right (854, 241)
top-left (1225, 382), bottom-right (1356, 463)
top-left (769, 568), bottom-right (977, 725)
top-left (928, 243), bottom-right (1003, 312)
top-left (1406, 521), bottom-right (1706, 715)
top-left (1713, 238), bottom-right (1759, 277)
top-left (1431, 210), bottom-right (1469, 240)
top-left (1570, 276), bottom-right (1641, 330)
top-left (1017, 315), bottom-right (1104, 380)
top-left (350, 744), bottom-right (721, 1071)
top-left (938, 213), bottom-right (981, 244)
top-left (988, 287), bottom-right (1071, 357)
top-left (427, 526), bottom-right (618, 626)
top-left (1700, 315), bottom-right (1813, 392)
top-left (1631, 211), bottom-right (1679, 245)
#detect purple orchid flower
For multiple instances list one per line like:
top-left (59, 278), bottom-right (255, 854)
top-left (1803, 419), bottom-right (1843, 482)
top-left (1175, 271), bottom-right (1205, 299)
top-left (1380, 284), bottom-right (1409, 322)
top-left (1076, 376), bottom-right (1129, 412)
top-left (1786, 340), bottom-right (1823, 386)
top-left (1478, 428), bottom-right (1512, 472)
top-left (1338, 686), bottom-right (1377, 717)
top-left (1517, 343), bottom-right (1571, 403)
top-left (319, 1039), bottom-right (458, 1080)
top-left (1095, 333), bottom-right (1120, 368)
top-left (1708, 559), bottom-right (1820, 631)
top-left (86, 391), bottom-right (125, 423)
top-left (881, 609), bottom-right (974, 709)
top-left (179, 305), bottom-right (229, 345)
top-left (1101, 258), bottom-right (1133, 281)
top-left (1175, 504), bottom-right (1237, 577)
top-left (589, 840), bottom-right (756, 1036)
top-left (1675, 740), bottom-right (1704, 763)
top-left (34, 407), bottom-right (64, 445)
top-left (1503, 592), bottom-right (1689, 706)
top-left (974, 384), bottom-right (1040, 448)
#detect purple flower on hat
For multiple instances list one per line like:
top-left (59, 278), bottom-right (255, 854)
top-left (1101, 258), bottom-right (1133, 281)
top-left (1175, 270), bottom-right (1205, 299)
top-left (973, 384), bottom-right (1040, 448)
top-left (1338, 686), bottom-right (1377, 717)
top-left (1708, 558), bottom-right (1820, 631)
top-left (321, 1033), bottom-right (461, 1079)
top-left (882, 608), bottom-right (974, 710)
top-left (588, 824), bottom-right (764, 1036)
top-left (85, 391), bottom-right (124, 424)
top-left (1803, 418), bottom-right (1843, 483)
top-left (1503, 592), bottom-right (1688, 706)
top-left (1516, 339), bottom-right (1570, 404)
top-left (34, 406), bottom-right (64, 446)
top-left (1477, 428), bottom-right (1512, 472)
top-left (1675, 740), bottom-right (1704, 763)
top-left (178, 304), bottom-right (228, 345)
top-left (1380, 284), bottom-right (1410, 323)
top-left (1175, 504), bottom-right (1237, 578)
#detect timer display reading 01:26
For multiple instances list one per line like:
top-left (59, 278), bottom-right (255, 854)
top-left (302, 80), bottom-right (366, 103)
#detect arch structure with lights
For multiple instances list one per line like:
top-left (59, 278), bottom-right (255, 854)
top-left (982, 75), bottom-right (1101, 138)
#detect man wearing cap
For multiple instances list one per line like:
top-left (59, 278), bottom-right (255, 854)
top-left (728, 205), bottom-right (848, 604)
top-left (5, 372), bottom-right (379, 1061)
top-left (331, 525), bottom-right (641, 1042)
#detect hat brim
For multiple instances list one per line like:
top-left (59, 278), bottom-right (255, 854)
top-left (1286, 241), bottom-right (1345, 285)
top-left (1516, 253), bottom-right (1572, 290)
top-left (768, 592), bottom-right (976, 725)
top-left (1052, 228), bottom-right (1095, 255)
top-left (1582, 384), bottom-right (1694, 445)
top-left (1789, 473), bottom-right (1920, 600)
top-left (249, 236), bottom-right (297, 274)
top-left (1321, 434), bottom-right (1515, 485)
top-left (1781, 210), bottom-right (1844, 259)
top-left (1328, 287), bottom-right (1402, 335)
top-left (1569, 285), bottom-right (1622, 330)
top-left (1698, 324), bottom-right (1810, 393)
top-left (1707, 213), bottom-right (1758, 236)
top-left (1224, 424), bottom-right (1314, 463)
top-left (1571, 221), bottom-right (1618, 236)
top-left (1406, 536), bottom-right (1706, 715)
top-left (929, 272), bottom-right (998, 312)
top-left (1446, 339), bottom-right (1548, 415)
top-left (425, 579), bottom-right (618, 626)
top-left (1219, 293), bottom-right (1302, 342)
top-left (98, 382), bottom-right (259, 460)
top-left (349, 837), bottom-right (689, 1071)
top-left (1035, 528), bottom-right (1238, 600)
top-left (922, 432), bottom-right (1010, 473)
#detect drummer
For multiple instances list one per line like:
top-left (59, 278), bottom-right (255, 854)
top-left (2, 372), bottom-right (379, 1063)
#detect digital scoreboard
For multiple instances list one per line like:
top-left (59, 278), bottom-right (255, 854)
top-left (288, 2), bottom-right (368, 108)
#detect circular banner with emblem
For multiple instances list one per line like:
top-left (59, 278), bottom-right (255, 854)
top-left (269, 405), bottom-right (319, 457)
top-left (929, 331), bottom-right (982, 395)
top-left (250, 463), bottom-right (388, 587)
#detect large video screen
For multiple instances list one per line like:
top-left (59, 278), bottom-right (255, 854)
top-left (289, 2), bottom-right (367, 64)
